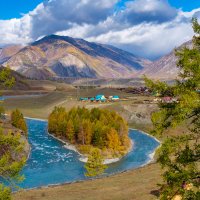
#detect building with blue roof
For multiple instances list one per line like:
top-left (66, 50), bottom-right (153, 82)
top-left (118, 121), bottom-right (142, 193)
top-left (95, 94), bottom-right (106, 102)
top-left (112, 95), bottom-right (120, 101)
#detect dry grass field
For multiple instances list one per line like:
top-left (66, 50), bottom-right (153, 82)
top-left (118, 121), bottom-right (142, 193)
top-left (14, 163), bottom-right (162, 200)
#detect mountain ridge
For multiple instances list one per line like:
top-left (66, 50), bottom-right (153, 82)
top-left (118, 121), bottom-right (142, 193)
top-left (2, 35), bottom-right (151, 80)
top-left (0, 35), bottom-right (192, 81)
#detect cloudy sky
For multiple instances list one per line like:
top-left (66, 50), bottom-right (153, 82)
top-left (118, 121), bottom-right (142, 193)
top-left (0, 0), bottom-right (200, 60)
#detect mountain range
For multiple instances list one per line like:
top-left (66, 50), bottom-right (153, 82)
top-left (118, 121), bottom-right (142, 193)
top-left (0, 35), bottom-right (191, 80)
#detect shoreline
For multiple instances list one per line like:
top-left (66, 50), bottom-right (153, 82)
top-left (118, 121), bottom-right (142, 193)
top-left (24, 117), bottom-right (160, 165)
top-left (48, 132), bottom-right (134, 165)
top-left (129, 128), bottom-right (161, 164)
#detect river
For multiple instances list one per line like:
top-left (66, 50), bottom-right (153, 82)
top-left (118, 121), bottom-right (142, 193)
top-left (17, 118), bottom-right (160, 189)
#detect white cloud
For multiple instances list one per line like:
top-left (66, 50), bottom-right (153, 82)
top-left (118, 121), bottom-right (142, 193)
top-left (0, 15), bottom-right (31, 46)
top-left (30, 0), bottom-right (118, 39)
top-left (0, 0), bottom-right (199, 59)
top-left (117, 0), bottom-right (178, 25)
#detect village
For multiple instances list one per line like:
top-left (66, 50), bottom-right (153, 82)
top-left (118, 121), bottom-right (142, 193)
top-left (79, 94), bottom-right (120, 102)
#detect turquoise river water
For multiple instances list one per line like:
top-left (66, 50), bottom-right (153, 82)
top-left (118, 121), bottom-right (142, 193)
top-left (16, 118), bottom-right (160, 189)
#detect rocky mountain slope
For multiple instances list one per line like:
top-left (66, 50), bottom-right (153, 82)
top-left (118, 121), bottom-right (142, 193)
top-left (0, 36), bottom-right (192, 80)
top-left (0, 45), bottom-right (23, 64)
top-left (140, 40), bottom-right (193, 79)
top-left (2, 35), bottom-right (151, 80)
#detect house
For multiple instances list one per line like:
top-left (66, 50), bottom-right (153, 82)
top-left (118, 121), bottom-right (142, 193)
top-left (112, 95), bottom-right (120, 101)
top-left (90, 97), bottom-right (95, 102)
top-left (95, 94), bottom-right (106, 102)
top-left (80, 97), bottom-right (89, 101)
top-left (162, 96), bottom-right (172, 103)
top-left (162, 97), bottom-right (178, 103)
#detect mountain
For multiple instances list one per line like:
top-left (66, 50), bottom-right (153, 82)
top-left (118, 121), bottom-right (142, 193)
top-left (0, 45), bottom-right (23, 64)
top-left (140, 40), bottom-right (193, 79)
top-left (1, 36), bottom-right (192, 81)
top-left (2, 35), bottom-right (151, 80)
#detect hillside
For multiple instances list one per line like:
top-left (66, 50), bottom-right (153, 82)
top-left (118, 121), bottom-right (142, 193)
top-left (0, 45), bottom-right (23, 64)
top-left (0, 66), bottom-right (30, 90)
top-left (140, 40), bottom-right (193, 79)
top-left (0, 37), bottom-right (193, 81)
top-left (2, 35), bottom-right (151, 80)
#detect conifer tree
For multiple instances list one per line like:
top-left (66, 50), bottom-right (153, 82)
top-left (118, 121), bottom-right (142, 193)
top-left (0, 66), bottom-right (25, 198)
top-left (145, 18), bottom-right (200, 199)
top-left (107, 128), bottom-right (121, 151)
top-left (66, 119), bottom-right (75, 142)
top-left (11, 109), bottom-right (27, 133)
top-left (84, 148), bottom-right (107, 177)
top-left (82, 119), bottom-right (92, 145)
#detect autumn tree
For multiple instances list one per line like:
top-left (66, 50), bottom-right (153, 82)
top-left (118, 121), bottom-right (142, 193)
top-left (0, 66), bottom-right (25, 199)
top-left (48, 107), bottom-right (130, 156)
top-left (107, 128), bottom-right (121, 151)
top-left (145, 18), bottom-right (200, 199)
top-left (82, 119), bottom-right (92, 145)
top-left (84, 148), bottom-right (107, 177)
top-left (66, 119), bottom-right (75, 142)
top-left (11, 109), bottom-right (27, 133)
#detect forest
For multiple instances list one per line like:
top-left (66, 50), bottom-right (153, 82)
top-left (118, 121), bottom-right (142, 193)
top-left (48, 107), bottom-right (131, 158)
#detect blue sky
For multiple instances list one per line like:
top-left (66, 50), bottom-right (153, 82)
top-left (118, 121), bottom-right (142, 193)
top-left (0, 0), bottom-right (43, 19)
top-left (0, 0), bottom-right (200, 19)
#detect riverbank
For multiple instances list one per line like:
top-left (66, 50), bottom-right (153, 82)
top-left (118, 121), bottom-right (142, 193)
top-left (13, 162), bottom-right (162, 200)
top-left (48, 132), bottom-right (134, 165)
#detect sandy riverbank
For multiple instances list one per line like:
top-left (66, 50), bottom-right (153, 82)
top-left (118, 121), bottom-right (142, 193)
top-left (48, 132), bottom-right (134, 165)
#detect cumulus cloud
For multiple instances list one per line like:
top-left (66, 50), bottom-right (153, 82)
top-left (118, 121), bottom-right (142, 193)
top-left (30, 0), bottom-right (118, 39)
top-left (0, 0), bottom-right (199, 59)
top-left (0, 15), bottom-right (31, 46)
top-left (117, 0), bottom-right (178, 25)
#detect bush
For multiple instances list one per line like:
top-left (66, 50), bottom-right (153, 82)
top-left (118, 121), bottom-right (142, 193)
top-left (11, 109), bottom-right (27, 133)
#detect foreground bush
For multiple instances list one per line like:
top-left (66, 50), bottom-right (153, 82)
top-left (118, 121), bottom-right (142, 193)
top-left (11, 109), bottom-right (27, 133)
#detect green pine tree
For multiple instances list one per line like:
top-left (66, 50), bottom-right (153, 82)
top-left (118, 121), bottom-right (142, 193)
top-left (11, 109), bottom-right (27, 133)
top-left (84, 148), bottom-right (107, 177)
top-left (145, 18), bottom-right (200, 200)
top-left (0, 66), bottom-right (25, 199)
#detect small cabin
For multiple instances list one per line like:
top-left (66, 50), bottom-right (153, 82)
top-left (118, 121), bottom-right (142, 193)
top-left (112, 95), bottom-right (120, 101)
top-left (80, 97), bottom-right (89, 101)
top-left (95, 94), bottom-right (106, 102)
top-left (90, 97), bottom-right (95, 102)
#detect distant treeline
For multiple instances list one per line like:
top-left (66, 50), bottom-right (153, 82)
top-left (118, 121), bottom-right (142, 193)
top-left (48, 107), bottom-right (130, 156)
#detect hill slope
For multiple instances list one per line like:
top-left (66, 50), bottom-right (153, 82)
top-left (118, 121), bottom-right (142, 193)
top-left (3, 35), bottom-right (151, 79)
top-left (0, 45), bottom-right (23, 64)
top-left (140, 40), bottom-right (193, 79)
top-left (0, 66), bottom-right (30, 90)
